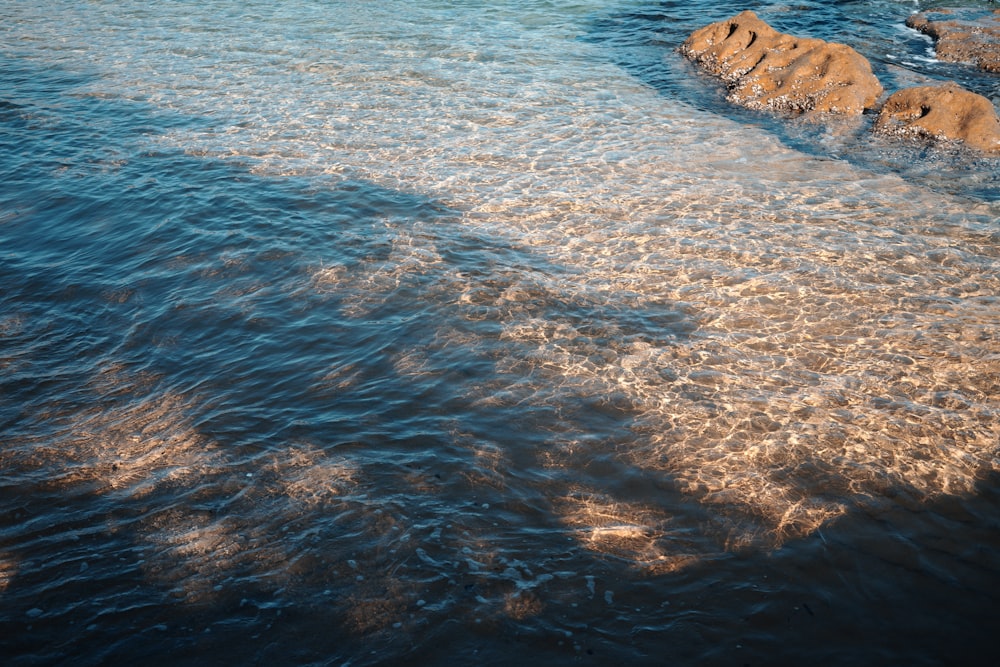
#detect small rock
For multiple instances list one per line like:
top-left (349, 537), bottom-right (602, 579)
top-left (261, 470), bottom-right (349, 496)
top-left (907, 9), bottom-right (1000, 73)
top-left (873, 82), bottom-right (1000, 153)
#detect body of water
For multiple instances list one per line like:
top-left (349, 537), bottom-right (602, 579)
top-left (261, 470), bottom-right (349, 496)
top-left (2, 1), bottom-right (999, 665)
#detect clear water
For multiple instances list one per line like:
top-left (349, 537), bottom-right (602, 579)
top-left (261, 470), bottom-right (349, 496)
top-left (2, 1), bottom-right (999, 665)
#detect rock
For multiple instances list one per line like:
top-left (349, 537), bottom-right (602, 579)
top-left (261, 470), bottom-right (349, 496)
top-left (906, 9), bottom-right (1000, 73)
top-left (873, 83), bottom-right (1000, 153)
top-left (679, 10), bottom-right (883, 115)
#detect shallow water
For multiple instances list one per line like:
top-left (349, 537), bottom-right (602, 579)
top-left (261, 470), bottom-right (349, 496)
top-left (2, 1), bottom-right (999, 665)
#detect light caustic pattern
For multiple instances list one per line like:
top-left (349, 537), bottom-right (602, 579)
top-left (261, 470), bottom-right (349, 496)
top-left (3, 0), bottom-right (1000, 650)
top-left (310, 161), bottom-right (1000, 561)
top-left (295, 46), bottom-right (999, 562)
top-left (51, 0), bottom-right (1000, 559)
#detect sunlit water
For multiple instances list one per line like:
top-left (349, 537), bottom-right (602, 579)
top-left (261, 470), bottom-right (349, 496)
top-left (2, 1), bottom-right (999, 665)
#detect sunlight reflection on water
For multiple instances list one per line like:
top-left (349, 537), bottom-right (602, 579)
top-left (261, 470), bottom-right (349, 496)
top-left (2, 1), bottom-right (1000, 665)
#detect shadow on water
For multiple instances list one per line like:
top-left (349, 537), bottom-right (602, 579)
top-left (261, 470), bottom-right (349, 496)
top-left (0, 47), bottom-right (411, 649)
top-left (0, 52), bottom-right (462, 663)
top-left (582, 469), bottom-right (1000, 667)
top-left (0, 51), bottom-right (695, 666)
top-left (808, 468), bottom-right (1000, 667)
top-left (3, 29), bottom-right (999, 667)
top-left (583, 0), bottom-right (1000, 201)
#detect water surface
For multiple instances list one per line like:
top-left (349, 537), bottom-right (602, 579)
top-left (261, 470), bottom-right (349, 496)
top-left (2, 1), bottom-right (999, 665)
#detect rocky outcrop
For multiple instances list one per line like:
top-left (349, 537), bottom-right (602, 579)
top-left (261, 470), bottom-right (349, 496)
top-left (873, 83), bottom-right (1000, 153)
top-left (906, 9), bottom-right (1000, 73)
top-left (679, 10), bottom-right (883, 115)
top-left (679, 11), bottom-right (1000, 154)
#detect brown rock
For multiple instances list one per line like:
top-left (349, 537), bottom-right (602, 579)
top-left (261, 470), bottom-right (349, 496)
top-left (906, 10), bottom-right (1000, 73)
top-left (873, 83), bottom-right (1000, 153)
top-left (679, 10), bottom-right (883, 115)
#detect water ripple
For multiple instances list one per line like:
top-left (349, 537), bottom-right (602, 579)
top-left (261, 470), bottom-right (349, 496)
top-left (2, 2), bottom-right (999, 665)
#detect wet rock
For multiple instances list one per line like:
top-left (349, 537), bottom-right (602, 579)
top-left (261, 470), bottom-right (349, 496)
top-left (679, 10), bottom-right (882, 115)
top-left (906, 9), bottom-right (1000, 73)
top-left (873, 82), bottom-right (1000, 153)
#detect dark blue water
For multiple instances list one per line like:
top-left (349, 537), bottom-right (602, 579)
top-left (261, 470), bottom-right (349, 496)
top-left (3, 1), bottom-right (999, 665)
